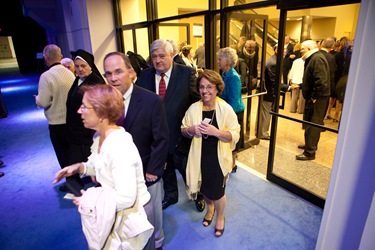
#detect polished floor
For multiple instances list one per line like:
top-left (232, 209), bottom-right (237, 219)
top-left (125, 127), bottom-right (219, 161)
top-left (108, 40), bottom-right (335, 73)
top-left (237, 92), bottom-right (339, 199)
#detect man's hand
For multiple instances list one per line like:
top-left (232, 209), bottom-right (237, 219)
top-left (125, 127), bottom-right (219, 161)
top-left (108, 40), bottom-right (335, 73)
top-left (146, 173), bottom-right (158, 182)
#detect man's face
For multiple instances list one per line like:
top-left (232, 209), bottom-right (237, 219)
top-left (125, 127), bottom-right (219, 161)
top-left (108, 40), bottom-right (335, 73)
top-left (245, 42), bottom-right (256, 54)
top-left (151, 48), bottom-right (173, 74)
top-left (300, 45), bottom-right (308, 56)
top-left (74, 58), bottom-right (92, 79)
top-left (103, 55), bottom-right (135, 95)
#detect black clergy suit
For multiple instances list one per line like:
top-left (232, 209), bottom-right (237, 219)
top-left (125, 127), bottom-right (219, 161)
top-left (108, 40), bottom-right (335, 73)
top-left (137, 62), bottom-right (200, 202)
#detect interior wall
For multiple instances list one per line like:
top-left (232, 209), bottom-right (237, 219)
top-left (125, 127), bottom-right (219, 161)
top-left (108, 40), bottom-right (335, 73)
top-left (87, 0), bottom-right (117, 74)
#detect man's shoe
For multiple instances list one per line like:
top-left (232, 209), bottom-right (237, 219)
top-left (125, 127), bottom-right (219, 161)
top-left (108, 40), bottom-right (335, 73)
top-left (296, 154), bottom-right (315, 161)
top-left (195, 194), bottom-right (205, 212)
top-left (298, 144), bottom-right (305, 149)
top-left (162, 199), bottom-right (177, 210)
top-left (0, 160), bottom-right (3, 167)
top-left (0, 172), bottom-right (4, 177)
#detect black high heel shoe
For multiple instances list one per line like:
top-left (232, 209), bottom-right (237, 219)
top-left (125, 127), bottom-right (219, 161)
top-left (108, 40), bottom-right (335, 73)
top-left (215, 217), bottom-right (225, 237)
top-left (231, 165), bottom-right (237, 173)
top-left (202, 209), bottom-right (215, 227)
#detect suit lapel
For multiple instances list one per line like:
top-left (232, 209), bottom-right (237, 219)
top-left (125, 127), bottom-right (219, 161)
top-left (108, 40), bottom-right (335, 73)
top-left (124, 85), bottom-right (142, 131)
top-left (164, 63), bottom-right (179, 105)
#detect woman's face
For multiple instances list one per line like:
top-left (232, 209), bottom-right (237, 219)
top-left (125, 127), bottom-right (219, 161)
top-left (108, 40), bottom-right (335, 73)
top-left (74, 58), bottom-right (92, 79)
top-left (77, 94), bottom-right (100, 130)
top-left (217, 56), bottom-right (228, 71)
top-left (199, 77), bottom-right (218, 104)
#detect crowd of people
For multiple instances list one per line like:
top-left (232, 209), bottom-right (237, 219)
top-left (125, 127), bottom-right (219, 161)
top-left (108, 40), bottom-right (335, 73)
top-left (30, 31), bottom-right (351, 248)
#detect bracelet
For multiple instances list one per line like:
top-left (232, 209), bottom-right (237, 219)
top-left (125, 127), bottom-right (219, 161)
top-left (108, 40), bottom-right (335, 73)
top-left (185, 128), bottom-right (193, 137)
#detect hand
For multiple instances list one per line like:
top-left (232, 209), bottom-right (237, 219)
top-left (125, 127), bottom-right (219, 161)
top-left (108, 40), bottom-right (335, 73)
top-left (73, 189), bottom-right (85, 207)
top-left (53, 163), bottom-right (82, 184)
top-left (190, 124), bottom-right (202, 137)
top-left (198, 122), bottom-right (216, 137)
top-left (146, 173), bottom-right (158, 182)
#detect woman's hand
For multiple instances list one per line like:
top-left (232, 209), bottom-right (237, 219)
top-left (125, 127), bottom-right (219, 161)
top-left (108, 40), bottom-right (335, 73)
top-left (73, 189), bottom-right (86, 207)
top-left (53, 163), bottom-right (82, 184)
top-left (198, 122), bottom-right (217, 137)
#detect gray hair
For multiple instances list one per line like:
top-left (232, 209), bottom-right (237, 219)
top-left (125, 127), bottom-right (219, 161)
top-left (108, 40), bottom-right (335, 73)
top-left (43, 44), bottom-right (62, 61)
top-left (302, 40), bottom-right (318, 50)
top-left (166, 39), bottom-right (179, 54)
top-left (321, 37), bottom-right (336, 49)
top-left (150, 39), bottom-right (173, 55)
top-left (216, 47), bottom-right (238, 68)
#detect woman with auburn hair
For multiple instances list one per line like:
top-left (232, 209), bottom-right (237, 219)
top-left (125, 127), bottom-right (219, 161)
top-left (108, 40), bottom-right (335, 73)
top-left (53, 84), bottom-right (154, 249)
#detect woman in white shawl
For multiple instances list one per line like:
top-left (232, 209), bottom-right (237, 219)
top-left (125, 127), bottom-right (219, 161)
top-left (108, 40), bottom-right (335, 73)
top-left (181, 69), bottom-right (240, 237)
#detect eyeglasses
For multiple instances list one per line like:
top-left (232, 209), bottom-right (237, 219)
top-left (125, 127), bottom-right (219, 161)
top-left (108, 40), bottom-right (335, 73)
top-left (79, 104), bottom-right (94, 112)
top-left (103, 69), bottom-right (124, 78)
top-left (199, 85), bottom-right (215, 91)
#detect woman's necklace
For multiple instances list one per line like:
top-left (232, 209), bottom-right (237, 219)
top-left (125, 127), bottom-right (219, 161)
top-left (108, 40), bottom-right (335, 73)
top-left (202, 109), bottom-right (216, 139)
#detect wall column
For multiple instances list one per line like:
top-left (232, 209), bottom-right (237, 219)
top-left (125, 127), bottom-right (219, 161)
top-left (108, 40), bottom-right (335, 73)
top-left (300, 15), bottom-right (312, 42)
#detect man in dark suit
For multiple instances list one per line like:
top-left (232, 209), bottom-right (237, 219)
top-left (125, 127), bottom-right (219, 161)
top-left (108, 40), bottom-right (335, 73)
top-left (137, 39), bottom-right (201, 211)
top-left (283, 35), bottom-right (295, 85)
top-left (103, 52), bottom-right (169, 250)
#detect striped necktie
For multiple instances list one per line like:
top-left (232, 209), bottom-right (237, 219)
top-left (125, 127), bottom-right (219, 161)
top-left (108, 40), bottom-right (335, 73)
top-left (159, 73), bottom-right (166, 98)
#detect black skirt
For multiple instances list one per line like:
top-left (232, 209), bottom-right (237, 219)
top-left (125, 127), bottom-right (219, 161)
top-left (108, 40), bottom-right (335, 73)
top-left (200, 110), bottom-right (226, 200)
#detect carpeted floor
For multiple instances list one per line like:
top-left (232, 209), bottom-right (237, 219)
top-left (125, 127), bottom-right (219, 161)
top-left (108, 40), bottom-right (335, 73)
top-left (0, 72), bottom-right (323, 250)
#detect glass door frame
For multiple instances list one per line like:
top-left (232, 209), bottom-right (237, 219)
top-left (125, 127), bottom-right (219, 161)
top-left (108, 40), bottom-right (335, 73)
top-left (268, 0), bottom-right (360, 209)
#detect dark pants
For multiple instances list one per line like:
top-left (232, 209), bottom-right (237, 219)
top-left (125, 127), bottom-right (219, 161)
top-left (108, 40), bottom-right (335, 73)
top-left (67, 142), bottom-right (92, 187)
top-left (49, 124), bottom-right (69, 169)
top-left (235, 111), bottom-right (244, 151)
top-left (162, 153), bottom-right (179, 202)
top-left (0, 87), bottom-right (8, 118)
top-left (303, 97), bottom-right (329, 156)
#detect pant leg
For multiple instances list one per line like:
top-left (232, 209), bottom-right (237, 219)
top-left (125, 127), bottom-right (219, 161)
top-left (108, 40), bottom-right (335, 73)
top-left (304, 97), bottom-right (329, 156)
top-left (142, 198), bottom-right (156, 250)
top-left (162, 154), bottom-right (178, 202)
top-left (0, 87), bottom-right (8, 118)
top-left (67, 143), bottom-right (91, 187)
top-left (49, 124), bottom-right (69, 168)
top-left (147, 180), bottom-right (164, 249)
top-left (297, 89), bottom-right (306, 114)
top-left (290, 89), bottom-right (298, 113)
top-left (260, 101), bottom-right (272, 138)
top-left (235, 111), bottom-right (244, 149)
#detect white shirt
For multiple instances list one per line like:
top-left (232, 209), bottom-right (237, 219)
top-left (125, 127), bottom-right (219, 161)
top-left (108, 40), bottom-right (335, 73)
top-left (83, 127), bottom-right (150, 210)
top-left (288, 58), bottom-right (305, 85)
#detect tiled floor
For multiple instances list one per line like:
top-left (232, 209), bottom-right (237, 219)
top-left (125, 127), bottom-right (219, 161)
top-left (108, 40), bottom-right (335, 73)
top-left (237, 92), bottom-right (339, 199)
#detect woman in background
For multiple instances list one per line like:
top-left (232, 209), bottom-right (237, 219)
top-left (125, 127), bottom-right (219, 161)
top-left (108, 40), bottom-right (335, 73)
top-left (217, 47), bottom-right (245, 173)
top-left (181, 70), bottom-right (240, 237)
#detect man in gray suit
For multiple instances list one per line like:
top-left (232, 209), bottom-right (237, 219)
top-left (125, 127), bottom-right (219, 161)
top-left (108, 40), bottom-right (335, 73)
top-left (137, 39), bottom-right (203, 211)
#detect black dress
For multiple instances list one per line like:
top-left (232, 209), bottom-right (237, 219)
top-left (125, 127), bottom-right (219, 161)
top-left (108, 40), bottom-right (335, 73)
top-left (200, 110), bottom-right (226, 200)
